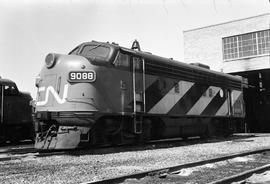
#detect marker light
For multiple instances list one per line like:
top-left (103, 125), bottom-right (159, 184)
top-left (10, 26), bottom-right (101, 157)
top-left (45, 53), bottom-right (56, 68)
top-left (35, 75), bottom-right (41, 87)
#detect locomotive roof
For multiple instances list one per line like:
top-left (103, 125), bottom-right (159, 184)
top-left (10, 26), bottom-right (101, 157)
top-left (120, 45), bottom-right (242, 82)
top-left (0, 78), bottom-right (16, 86)
top-left (78, 41), bottom-right (244, 88)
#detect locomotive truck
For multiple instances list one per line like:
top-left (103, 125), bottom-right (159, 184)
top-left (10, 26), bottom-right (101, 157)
top-left (0, 78), bottom-right (34, 144)
top-left (34, 40), bottom-right (246, 149)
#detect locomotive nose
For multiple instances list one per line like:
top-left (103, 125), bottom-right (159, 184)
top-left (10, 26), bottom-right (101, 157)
top-left (36, 53), bottom-right (98, 112)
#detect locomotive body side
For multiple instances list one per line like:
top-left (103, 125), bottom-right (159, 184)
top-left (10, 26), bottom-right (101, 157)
top-left (142, 57), bottom-right (245, 138)
top-left (34, 41), bottom-right (245, 149)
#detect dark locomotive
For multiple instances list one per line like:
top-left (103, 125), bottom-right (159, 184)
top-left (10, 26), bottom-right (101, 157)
top-left (34, 40), bottom-right (246, 149)
top-left (0, 78), bottom-right (34, 144)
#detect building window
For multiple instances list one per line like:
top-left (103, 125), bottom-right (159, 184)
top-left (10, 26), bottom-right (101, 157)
top-left (258, 30), bottom-right (270, 55)
top-left (222, 29), bottom-right (270, 61)
top-left (223, 36), bottom-right (238, 60)
top-left (238, 32), bottom-right (257, 57)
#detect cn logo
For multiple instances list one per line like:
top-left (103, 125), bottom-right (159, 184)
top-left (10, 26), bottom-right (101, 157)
top-left (36, 84), bottom-right (69, 106)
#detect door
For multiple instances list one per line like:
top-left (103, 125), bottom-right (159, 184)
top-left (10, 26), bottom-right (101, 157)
top-left (0, 85), bottom-right (3, 139)
top-left (0, 85), bottom-right (3, 124)
top-left (132, 57), bottom-right (145, 134)
top-left (4, 85), bottom-right (21, 125)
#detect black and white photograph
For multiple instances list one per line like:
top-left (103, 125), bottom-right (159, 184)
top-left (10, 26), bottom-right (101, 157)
top-left (0, 0), bottom-right (269, 183)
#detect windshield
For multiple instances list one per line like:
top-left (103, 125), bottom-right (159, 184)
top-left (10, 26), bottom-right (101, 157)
top-left (68, 43), bottom-right (118, 65)
top-left (68, 46), bottom-right (79, 55)
top-left (80, 45), bottom-right (110, 58)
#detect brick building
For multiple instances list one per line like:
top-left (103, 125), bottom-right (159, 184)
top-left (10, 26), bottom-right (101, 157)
top-left (184, 13), bottom-right (270, 132)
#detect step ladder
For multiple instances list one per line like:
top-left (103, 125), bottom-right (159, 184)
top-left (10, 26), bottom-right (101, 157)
top-left (134, 92), bottom-right (144, 134)
top-left (131, 40), bottom-right (145, 135)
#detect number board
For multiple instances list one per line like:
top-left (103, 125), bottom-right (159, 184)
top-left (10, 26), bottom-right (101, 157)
top-left (68, 71), bottom-right (96, 82)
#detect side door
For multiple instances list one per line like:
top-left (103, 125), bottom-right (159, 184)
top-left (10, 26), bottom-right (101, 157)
top-left (230, 89), bottom-right (244, 117)
top-left (0, 85), bottom-right (3, 136)
top-left (3, 85), bottom-right (21, 125)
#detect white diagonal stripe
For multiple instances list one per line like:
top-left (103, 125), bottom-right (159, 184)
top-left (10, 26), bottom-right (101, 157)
top-left (149, 81), bottom-right (194, 114)
top-left (216, 99), bottom-right (229, 116)
top-left (146, 75), bottom-right (158, 89)
top-left (232, 90), bottom-right (242, 105)
top-left (216, 90), bottom-right (242, 116)
top-left (187, 86), bottom-right (220, 115)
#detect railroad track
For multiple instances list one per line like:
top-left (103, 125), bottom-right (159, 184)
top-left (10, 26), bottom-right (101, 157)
top-left (0, 134), bottom-right (257, 163)
top-left (0, 147), bottom-right (36, 155)
top-left (209, 164), bottom-right (270, 184)
top-left (84, 148), bottom-right (270, 184)
top-left (0, 144), bottom-right (81, 162)
top-left (0, 149), bottom-right (67, 162)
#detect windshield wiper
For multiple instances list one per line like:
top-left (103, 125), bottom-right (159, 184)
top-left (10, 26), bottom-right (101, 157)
top-left (87, 44), bottom-right (102, 52)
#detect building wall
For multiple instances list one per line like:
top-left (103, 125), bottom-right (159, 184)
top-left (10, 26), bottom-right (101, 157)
top-left (184, 13), bottom-right (270, 73)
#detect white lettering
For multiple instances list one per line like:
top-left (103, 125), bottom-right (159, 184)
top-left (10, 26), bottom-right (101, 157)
top-left (36, 84), bottom-right (69, 106)
top-left (76, 73), bottom-right (81, 80)
top-left (70, 73), bottom-right (76, 80)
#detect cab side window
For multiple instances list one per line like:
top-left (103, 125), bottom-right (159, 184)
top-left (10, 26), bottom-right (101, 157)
top-left (114, 52), bottom-right (130, 68)
top-left (4, 85), bottom-right (18, 96)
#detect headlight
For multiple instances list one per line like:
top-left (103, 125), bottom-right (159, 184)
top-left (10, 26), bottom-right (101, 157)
top-left (45, 53), bottom-right (56, 68)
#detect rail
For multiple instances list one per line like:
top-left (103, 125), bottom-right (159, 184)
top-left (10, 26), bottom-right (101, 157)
top-left (83, 148), bottom-right (270, 184)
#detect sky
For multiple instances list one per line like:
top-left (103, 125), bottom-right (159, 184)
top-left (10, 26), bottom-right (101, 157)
top-left (0, 0), bottom-right (269, 98)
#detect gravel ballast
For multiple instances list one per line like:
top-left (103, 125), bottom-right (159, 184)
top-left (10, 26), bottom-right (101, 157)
top-left (1, 134), bottom-right (270, 184)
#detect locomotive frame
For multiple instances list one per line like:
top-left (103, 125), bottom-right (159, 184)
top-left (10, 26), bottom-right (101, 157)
top-left (35, 40), bottom-right (246, 149)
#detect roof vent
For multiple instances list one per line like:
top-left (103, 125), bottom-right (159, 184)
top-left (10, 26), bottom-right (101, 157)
top-left (190, 62), bottom-right (210, 69)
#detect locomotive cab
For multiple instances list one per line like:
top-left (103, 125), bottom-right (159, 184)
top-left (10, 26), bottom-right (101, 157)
top-left (35, 41), bottom-right (147, 149)
top-left (0, 78), bottom-right (34, 143)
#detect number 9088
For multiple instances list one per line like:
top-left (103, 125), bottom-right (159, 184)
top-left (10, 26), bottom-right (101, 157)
top-left (68, 71), bottom-right (96, 82)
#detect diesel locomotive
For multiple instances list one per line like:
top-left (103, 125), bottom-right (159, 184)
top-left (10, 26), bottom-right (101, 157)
top-left (0, 78), bottom-right (34, 144)
top-left (34, 40), bottom-right (246, 149)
